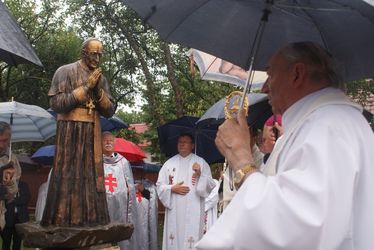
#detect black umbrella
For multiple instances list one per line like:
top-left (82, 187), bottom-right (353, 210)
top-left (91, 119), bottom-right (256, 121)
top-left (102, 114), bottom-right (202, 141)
top-left (157, 116), bottom-right (224, 164)
top-left (122, 0), bottom-right (374, 83)
top-left (47, 108), bottom-right (128, 132)
top-left (0, 2), bottom-right (43, 67)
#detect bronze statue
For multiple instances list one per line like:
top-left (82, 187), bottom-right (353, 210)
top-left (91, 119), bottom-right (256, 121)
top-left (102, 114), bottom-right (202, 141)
top-left (42, 38), bottom-right (114, 227)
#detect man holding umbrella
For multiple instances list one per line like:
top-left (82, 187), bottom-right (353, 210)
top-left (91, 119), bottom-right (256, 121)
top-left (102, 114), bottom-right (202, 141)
top-left (196, 42), bottom-right (374, 249)
top-left (0, 122), bottom-right (21, 230)
top-left (0, 122), bottom-right (30, 250)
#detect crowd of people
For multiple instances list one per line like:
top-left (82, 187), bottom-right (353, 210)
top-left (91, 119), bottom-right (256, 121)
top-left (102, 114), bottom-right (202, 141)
top-left (1, 38), bottom-right (373, 250)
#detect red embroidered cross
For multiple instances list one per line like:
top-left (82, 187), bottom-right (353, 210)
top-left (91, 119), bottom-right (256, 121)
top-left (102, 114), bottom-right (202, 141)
top-left (105, 173), bottom-right (117, 193)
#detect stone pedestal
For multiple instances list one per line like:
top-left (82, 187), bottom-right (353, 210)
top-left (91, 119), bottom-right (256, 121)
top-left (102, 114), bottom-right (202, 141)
top-left (15, 222), bottom-right (133, 249)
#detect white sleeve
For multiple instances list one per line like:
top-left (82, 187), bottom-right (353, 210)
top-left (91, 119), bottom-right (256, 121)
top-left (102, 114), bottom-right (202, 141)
top-left (196, 159), bottom-right (215, 198)
top-left (196, 117), bottom-right (357, 250)
top-left (205, 180), bottom-right (220, 212)
top-left (156, 162), bottom-right (173, 209)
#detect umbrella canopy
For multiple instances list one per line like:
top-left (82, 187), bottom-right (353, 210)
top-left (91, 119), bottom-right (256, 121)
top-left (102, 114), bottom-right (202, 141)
top-left (189, 49), bottom-right (267, 89)
top-left (31, 141), bottom-right (149, 165)
top-left (100, 115), bottom-right (129, 131)
top-left (157, 116), bottom-right (224, 164)
top-left (197, 93), bottom-right (273, 129)
top-left (0, 2), bottom-right (43, 67)
top-left (130, 161), bottom-right (162, 173)
top-left (0, 101), bottom-right (56, 142)
top-left (16, 153), bottom-right (40, 168)
top-left (31, 145), bottom-right (55, 166)
top-left (114, 138), bottom-right (146, 162)
top-left (47, 108), bottom-right (128, 132)
top-left (122, 0), bottom-right (374, 82)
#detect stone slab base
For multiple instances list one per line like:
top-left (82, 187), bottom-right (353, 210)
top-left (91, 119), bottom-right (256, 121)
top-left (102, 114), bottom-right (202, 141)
top-left (15, 222), bottom-right (133, 249)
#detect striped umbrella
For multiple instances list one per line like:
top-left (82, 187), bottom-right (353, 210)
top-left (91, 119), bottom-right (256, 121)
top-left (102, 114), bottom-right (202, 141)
top-left (0, 101), bottom-right (56, 142)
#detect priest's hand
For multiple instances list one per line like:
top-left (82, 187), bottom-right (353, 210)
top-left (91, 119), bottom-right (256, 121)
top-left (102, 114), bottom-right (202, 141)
top-left (2, 167), bottom-right (15, 186)
top-left (171, 181), bottom-right (190, 195)
top-left (215, 109), bottom-right (254, 172)
top-left (261, 122), bottom-right (283, 154)
top-left (192, 162), bottom-right (201, 177)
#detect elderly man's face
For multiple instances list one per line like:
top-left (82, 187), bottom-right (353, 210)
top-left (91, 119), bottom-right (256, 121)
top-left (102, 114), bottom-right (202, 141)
top-left (0, 130), bottom-right (11, 155)
top-left (83, 40), bottom-right (103, 70)
top-left (266, 53), bottom-right (293, 115)
top-left (102, 133), bottom-right (115, 156)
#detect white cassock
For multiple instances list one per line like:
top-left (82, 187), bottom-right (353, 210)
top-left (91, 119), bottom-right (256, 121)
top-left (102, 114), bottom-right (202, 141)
top-left (136, 190), bottom-right (150, 250)
top-left (135, 180), bottom-right (159, 250)
top-left (146, 182), bottom-right (159, 250)
top-left (204, 179), bottom-right (220, 233)
top-left (103, 153), bottom-right (141, 250)
top-left (196, 87), bottom-right (374, 250)
top-left (157, 153), bottom-right (215, 250)
top-left (35, 182), bottom-right (49, 222)
top-left (35, 169), bottom-right (53, 222)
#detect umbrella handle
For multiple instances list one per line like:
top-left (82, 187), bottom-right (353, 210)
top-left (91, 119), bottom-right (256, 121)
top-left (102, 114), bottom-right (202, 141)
top-left (8, 143), bottom-right (12, 163)
top-left (239, 1), bottom-right (272, 109)
top-left (8, 112), bottom-right (13, 163)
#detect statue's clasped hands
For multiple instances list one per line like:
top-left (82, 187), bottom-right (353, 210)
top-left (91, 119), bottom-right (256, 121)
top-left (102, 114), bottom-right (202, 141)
top-left (86, 68), bottom-right (102, 89)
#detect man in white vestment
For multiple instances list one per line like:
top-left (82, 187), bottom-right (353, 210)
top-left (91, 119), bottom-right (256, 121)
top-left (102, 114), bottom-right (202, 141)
top-left (196, 42), bottom-right (374, 250)
top-left (135, 182), bottom-right (150, 250)
top-left (102, 132), bottom-right (141, 250)
top-left (203, 179), bottom-right (219, 233)
top-left (0, 122), bottom-right (22, 231)
top-left (133, 166), bottom-right (159, 250)
top-left (157, 133), bottom-right (215, 250)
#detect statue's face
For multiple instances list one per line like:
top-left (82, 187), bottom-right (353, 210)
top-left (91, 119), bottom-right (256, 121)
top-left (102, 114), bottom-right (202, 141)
top-left (83, 40), bottom-right (103, 70)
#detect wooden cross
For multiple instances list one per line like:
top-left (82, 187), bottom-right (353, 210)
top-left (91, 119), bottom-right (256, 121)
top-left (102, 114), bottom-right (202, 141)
top-left (169, 233), bottom-right (175, 246)
top-left (188, 236), bottom-right (195, 249)
top-left (86, 98), bottom-right (95, 115)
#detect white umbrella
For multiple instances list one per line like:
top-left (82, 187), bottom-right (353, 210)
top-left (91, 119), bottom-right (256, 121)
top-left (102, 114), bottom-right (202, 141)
top-left (0, 101), bottom-right (56, 142)
top-left (197, 93), bottom-right (272, 129)
top-left (188, 49), bottom-right (268, 90)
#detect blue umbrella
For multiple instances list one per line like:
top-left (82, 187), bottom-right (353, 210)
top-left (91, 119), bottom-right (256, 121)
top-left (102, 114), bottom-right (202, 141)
top-left (31, 145), bottom-right (55, 166)
top-left (157, 116), bottom-right (223, 164)
top-left (47, 108), bottom-right (128, 131)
